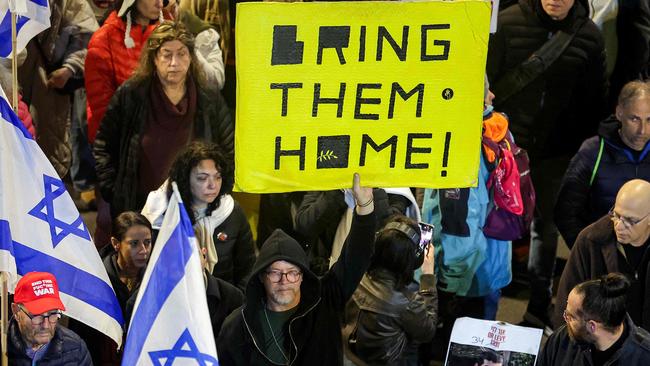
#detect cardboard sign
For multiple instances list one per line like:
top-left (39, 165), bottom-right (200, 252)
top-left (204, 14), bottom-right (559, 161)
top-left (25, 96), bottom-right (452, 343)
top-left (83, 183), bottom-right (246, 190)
top-left (235, 0), bottom-right (490, 193)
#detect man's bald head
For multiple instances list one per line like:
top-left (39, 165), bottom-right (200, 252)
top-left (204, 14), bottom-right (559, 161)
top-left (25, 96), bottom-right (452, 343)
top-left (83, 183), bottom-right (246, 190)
top-left (616, 180), bottom-right (650, 209)
top-left (613, 180), bottom-right (650, 245)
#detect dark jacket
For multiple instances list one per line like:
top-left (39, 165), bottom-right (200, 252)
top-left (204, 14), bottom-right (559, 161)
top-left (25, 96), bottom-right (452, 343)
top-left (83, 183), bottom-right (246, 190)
top-left (93, 77), bottom-right (233, 217)
top-left (7, 320), bottom-right (92, 365)
top-left (553, 216), bottom-right (650, 330)
top-left (210, 202), bottom-right (256, 290)
top-left (539, 315), bottom-right (650, 366)
top-left (216, 210), bottom-right (377, 366)
top-left (206, 270), bottom-right (245, 337)
top-left (103, 252), bottom-right (142, 314)
top-left (343, 271), bottom-right (438, 365)
top-left (294, 189), bottom-right (409, 273)
top-left (555, 117), bottom-right (650, 247)
top-left (487, 0), bottom-right (607, 159)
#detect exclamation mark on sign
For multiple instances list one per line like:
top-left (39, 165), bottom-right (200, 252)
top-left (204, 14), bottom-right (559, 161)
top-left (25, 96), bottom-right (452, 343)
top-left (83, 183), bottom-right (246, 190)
top-left (441, 132), bottom-right (451, 177)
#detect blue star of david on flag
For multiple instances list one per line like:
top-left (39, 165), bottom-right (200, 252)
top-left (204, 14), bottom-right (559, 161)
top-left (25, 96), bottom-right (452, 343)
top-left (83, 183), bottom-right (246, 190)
top-left (27, 174), bottom-right (91, 248)
top-left (149, 329), bottom-right (219, 366)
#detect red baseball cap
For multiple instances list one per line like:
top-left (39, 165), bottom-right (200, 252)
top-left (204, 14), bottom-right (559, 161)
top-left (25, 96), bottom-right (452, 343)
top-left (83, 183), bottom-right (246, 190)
top-left (14, 272), bottom-right (66, 315)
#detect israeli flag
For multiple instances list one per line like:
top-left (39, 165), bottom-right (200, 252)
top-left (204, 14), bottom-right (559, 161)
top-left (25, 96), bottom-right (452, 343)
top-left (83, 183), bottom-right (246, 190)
top-left (122, 182), bottom-right (218, 365)
top-left (0, 0), bottom-right (51, 58)
top-left (0, 88), bottom-right (124, 345)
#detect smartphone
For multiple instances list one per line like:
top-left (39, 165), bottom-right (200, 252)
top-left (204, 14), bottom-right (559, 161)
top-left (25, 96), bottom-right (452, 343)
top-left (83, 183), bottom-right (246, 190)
top-left (417, 222), bottom-right (434, 257)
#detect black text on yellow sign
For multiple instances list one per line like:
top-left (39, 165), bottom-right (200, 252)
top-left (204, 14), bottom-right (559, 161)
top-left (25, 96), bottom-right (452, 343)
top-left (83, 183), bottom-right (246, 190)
top-left (235, 0), bottom-right (490, 193)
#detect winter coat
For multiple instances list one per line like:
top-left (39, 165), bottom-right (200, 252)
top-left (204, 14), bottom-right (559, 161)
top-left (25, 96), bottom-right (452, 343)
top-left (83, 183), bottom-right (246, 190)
top-left (93, 77), bottom-right (233, 217)
top-left (555, 116), bottom-right (650, 248)
top-left (7, 320), bottom-right (92, 365)
top-left (487, 0), bottom-right (607, 159)
top-left (216, 211), bottom-right (377, 366)
top-left (209, 202), bottom-right (256, 290)
top-left (206, 270), bottom-right (245, 337)
top-left (343, 270), bottom-right (438, 365)
top-left (421, 111), bottom-right (512, 297)
top-left (85, 11), bottom-right (157, 143)
top-left (18, 0), bottom-right (98, 177)
top-left (538, 315), bottom-right (650, 366)
top-left (553, 216), bottom-right (650, 330)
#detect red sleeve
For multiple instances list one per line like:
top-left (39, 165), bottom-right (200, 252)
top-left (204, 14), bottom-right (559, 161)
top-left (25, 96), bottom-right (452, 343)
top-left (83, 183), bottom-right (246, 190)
top-left (85, 29), bottom-right (117, 144)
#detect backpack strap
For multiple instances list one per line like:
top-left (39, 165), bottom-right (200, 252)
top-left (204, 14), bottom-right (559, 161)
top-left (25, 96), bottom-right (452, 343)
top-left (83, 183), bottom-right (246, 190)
top-left (589, 137), bottom-right (605, 186)
top-left (492, 18), bottom-right (587, 105)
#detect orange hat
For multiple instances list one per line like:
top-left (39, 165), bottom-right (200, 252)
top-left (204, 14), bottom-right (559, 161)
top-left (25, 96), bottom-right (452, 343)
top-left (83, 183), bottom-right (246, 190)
top-left (14, 272), bottom-right (65, 315)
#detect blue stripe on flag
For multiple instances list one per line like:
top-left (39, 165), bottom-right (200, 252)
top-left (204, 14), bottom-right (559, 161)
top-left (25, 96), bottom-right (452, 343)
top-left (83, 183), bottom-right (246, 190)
top-left (0, 220), bottom-right (124, 325)
top-left (0, 14), bottom-right (29, 59)
top-left (0, 220), bottom-right (15, 257)
top-left (28, 0), bottom-right (49, 8)
top-left (0, 88), bottom-right (33, 139)
top-left (122, 203), bottom-right (195, 363)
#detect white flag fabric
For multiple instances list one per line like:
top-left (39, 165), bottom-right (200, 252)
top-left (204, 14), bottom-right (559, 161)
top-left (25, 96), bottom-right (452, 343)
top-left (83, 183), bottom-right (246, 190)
top-left (0, 0), bottom-right (50, 58)
top-left (0, 88), bottom-right (124, 346)
top-left (122, 182), bottom-right (219, 365)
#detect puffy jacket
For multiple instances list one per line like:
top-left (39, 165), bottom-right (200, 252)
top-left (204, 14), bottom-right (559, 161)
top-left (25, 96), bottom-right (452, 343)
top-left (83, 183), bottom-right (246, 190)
top-left (555, 116), bottom-right (650, 247)
top-left (216, 211), bottom-right (377, 366)
top-left (93, 77), bottom-right (233, 217)
top-left (85, 11), bottom-right (157, 143)
top-left (344, 270), bottom-right (438, 365)
top-left (7, 320), bottom-right (92, 365)
top-left (487, 0), bottom-right (607, 159)
top-left (539, 315), bottom-right (650, 366)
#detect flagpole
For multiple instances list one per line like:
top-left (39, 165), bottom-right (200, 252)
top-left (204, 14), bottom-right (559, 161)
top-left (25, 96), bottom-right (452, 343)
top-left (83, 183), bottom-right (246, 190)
top-left (11, 12), bottom-right (19, 112)
top-left (1, 272), bottom-right (8, 366)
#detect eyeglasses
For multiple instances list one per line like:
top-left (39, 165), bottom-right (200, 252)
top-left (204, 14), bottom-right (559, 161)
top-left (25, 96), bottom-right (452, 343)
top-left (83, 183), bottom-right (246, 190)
top-left (608, 206), bottom-right (650, 229)
top-left (265, 270), bottom-right (302, 283)
top-left (562, 309), bottom-right (575, 322)
top-left (19, 305), bottom-right (62, 326)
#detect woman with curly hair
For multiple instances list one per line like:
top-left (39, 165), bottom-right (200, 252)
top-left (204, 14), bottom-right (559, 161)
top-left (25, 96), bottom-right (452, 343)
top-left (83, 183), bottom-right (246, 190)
top-left (142, 141), bottom-right (254, 290)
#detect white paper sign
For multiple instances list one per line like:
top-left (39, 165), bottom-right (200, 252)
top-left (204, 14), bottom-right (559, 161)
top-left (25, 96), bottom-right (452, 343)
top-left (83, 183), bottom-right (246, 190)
top-left (445, 317), bottom-right (543, 366)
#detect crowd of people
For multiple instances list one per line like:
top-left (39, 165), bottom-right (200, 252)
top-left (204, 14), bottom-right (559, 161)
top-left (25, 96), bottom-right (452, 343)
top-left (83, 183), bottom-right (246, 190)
top-left (4, 0), bottom-right (650, 364)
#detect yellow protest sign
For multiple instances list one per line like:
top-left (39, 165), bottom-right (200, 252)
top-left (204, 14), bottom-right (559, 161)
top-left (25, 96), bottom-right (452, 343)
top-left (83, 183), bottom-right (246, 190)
top-left (235, 0), bottom-right (490, 193)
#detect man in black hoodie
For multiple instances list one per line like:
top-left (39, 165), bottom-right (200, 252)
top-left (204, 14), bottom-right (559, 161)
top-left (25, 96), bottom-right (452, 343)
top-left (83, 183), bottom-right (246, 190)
top-left (555, 80), bottom-right (650, 249)
top-left (487, 0), bottom-right (608, 331)
top-left (216, 173), bottom-right (376, 365)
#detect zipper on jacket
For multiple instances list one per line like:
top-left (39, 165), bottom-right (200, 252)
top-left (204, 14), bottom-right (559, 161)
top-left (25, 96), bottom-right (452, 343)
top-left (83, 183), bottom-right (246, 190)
top-left (241, 296), bottom-right (322, 366)
top-left (241, 308), bottom-right (286, 366)
top-left (286, 297), bottom-right (321, 365)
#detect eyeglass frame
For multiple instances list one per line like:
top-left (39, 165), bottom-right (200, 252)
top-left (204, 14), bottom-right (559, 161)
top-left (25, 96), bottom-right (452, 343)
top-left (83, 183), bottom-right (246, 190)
top-left (265, 270), bottom-right (303, 283)
top-left (18, 305), bottom-right (62, 326)
top-left (608, 206), bottom-right (650, 229)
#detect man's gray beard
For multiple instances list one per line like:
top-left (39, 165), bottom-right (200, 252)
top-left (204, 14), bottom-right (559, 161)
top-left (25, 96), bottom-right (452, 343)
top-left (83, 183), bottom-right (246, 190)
top-left (270, 289), bottom-right (297, 306)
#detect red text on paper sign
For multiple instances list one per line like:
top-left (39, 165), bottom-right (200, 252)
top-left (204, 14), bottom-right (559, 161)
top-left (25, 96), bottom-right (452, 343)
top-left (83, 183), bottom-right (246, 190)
top-left (487, 326), bottom-right (507, 348)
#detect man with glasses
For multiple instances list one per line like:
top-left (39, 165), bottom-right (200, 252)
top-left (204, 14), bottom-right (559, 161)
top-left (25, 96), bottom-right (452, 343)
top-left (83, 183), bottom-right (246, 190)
top-left (8, 271), bottom-right (91, 365)
top-left (216, 173), bottom-right (376, 365)
top-left (539, 273), bottom-right (650, 366)
top-left (553, 179), bottom-right (650, 331)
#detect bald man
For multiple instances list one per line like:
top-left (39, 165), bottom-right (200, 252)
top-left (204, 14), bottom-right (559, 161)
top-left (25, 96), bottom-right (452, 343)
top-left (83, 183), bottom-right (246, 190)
top-left (553, 180), bottom-right (650, 331)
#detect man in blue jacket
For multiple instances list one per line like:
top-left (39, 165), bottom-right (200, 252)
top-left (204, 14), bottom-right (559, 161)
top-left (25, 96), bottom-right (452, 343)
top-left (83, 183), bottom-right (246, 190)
top-left (555, 80), bottom-right (650, 249)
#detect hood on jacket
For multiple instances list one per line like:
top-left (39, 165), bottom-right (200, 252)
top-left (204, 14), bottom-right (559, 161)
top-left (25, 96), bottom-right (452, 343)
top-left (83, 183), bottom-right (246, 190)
top-left (246, 229), bottom-right (319, 302)
top-left (598, 115), bottom-right (622, 141)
